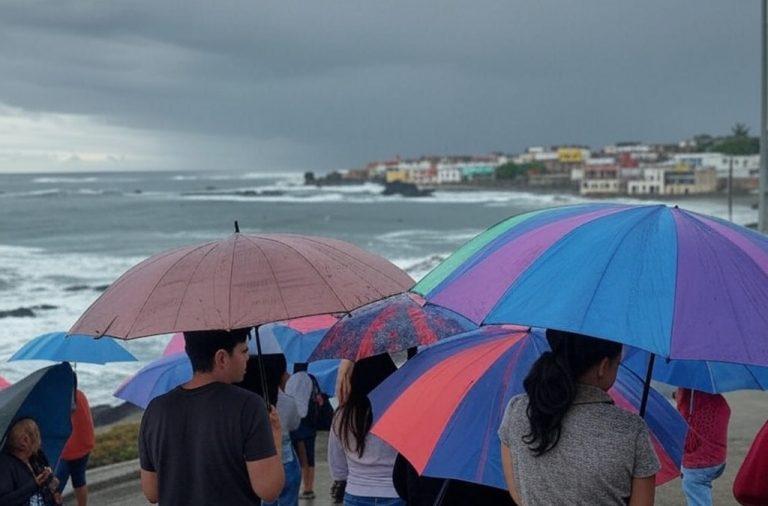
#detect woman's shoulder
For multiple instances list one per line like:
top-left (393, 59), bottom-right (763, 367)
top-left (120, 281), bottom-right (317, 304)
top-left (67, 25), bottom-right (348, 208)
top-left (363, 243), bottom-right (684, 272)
top-left (505, 393), bottom-right (530, 413)
top-left (498, 394), bottom-right (530, 445)
top-left (601, 402), bottom-right (652, 434)
top-left (0, 452), bottom-right (24, 471)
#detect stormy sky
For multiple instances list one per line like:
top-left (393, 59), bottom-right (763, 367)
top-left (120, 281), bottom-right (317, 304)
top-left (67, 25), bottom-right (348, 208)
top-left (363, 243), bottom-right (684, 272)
top-left (0, 0), bottom-right (760, 173)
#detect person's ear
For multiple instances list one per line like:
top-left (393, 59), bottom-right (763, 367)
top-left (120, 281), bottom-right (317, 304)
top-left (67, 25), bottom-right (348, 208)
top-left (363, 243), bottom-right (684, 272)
top-left (213, 349), bottom-right (227, 369)
top-left (597, 357), bottom-right (611, 379)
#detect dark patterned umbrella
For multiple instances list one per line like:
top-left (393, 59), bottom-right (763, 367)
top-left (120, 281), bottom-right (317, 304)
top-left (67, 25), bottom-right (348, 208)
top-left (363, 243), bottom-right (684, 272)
top-left (308, 292), bottom-right (476, 361)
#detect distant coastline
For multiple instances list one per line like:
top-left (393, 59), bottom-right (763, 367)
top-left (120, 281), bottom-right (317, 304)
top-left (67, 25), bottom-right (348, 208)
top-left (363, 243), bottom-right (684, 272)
top-left (392, 179), bottom-right (757, 203)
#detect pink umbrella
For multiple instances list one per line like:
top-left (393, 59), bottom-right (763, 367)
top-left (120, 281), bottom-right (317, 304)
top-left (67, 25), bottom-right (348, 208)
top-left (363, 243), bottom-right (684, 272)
top-left (284, 314), bottom-right (339, 334)
top-left (164, 314), bottom-right (340, 358)
top-left (163, 333), bottom-right (185, 356)
top-left (70, 233), bottom-right (413, 339)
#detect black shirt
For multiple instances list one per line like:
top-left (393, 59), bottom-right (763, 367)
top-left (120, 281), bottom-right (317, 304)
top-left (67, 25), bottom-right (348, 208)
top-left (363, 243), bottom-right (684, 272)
top-left (139, 382), bottom-right (276, 506)
top-left (0, 453), bottom-right (51, 506)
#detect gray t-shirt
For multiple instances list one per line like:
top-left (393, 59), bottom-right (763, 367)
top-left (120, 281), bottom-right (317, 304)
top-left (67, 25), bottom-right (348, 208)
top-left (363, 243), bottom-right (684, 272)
top-left (139, 382), bottom-right (276, 506)
top-left (498, 385), bottom-right (660, 506)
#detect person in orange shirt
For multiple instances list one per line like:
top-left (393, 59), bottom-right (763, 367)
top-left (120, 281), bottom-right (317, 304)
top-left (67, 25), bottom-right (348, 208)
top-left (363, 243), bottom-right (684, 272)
top-left (55, 375), bottom-right (95, 506)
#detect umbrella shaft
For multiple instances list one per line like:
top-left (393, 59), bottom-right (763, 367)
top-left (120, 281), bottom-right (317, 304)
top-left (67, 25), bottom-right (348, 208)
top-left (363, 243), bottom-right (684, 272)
top-left (639, 353), bottom-right (656, 417)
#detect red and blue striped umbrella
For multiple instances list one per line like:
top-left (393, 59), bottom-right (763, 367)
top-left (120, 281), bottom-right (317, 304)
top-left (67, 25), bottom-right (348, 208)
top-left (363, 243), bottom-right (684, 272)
top-left (413, 203), bottom-right (768, 366)
top-left (370, 326), bottom-right (686, 490)
top-left (308, 293), bottom-right (476, 361)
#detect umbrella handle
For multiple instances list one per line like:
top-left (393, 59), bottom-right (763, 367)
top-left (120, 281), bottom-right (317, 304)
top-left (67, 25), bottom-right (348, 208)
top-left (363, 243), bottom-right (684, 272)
top-left (253, 327), bottom-right (271, 407)
top-left (638, 353), bottom-right (656, 418)
top-left (432, 479), bottom-right (450, 506)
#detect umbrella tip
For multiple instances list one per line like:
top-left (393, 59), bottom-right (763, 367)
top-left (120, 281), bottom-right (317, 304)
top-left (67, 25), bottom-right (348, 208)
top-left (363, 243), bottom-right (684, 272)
top-left (234, 220), bottom-right (240, 233)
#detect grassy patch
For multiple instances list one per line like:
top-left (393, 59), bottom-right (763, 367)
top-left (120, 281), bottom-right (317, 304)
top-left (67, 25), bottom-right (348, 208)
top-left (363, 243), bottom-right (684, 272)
top-left (88, 422), bottom-right (140, 468)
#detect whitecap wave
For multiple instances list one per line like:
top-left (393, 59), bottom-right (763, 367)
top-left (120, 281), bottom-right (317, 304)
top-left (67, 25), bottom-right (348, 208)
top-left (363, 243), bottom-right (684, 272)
top-left (32, 176), bottom-right (139, 184)
top-left (391, 254), bottom-right (450, 282)
top-left (0, 244), bottom-right (161, 405)
top-left (33, 176), bottom-right (99, 184)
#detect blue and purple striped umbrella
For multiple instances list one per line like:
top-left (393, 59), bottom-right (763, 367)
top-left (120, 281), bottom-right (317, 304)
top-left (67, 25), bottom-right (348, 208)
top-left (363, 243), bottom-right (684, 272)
top-left (370, 326), bottom-right (687, 490)
top-left (413, 203), bottom-right (768, 366)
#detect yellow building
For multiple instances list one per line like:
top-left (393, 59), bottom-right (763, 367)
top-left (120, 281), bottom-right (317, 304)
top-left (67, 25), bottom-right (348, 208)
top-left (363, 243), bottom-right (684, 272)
top-left (385, 169), bottom-right (409, 183)
top-left (557, 148), bottom-right (584, 163)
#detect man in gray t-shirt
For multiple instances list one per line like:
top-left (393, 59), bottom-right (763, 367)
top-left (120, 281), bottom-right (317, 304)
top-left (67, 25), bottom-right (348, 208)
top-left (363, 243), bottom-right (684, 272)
top-left (498, 385), bottom-right (660, 505)
top-left (139, 328), bottom-right (284, 505)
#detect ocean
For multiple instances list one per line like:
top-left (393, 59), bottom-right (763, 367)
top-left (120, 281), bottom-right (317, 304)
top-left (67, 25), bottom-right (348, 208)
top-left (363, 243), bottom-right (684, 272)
top-left (0, 170), bottom-right (758, 406)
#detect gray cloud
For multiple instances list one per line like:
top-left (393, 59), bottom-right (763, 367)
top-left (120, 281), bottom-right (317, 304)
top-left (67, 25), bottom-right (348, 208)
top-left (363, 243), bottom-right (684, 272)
top-left (0, 0), bottom-right (760, 172)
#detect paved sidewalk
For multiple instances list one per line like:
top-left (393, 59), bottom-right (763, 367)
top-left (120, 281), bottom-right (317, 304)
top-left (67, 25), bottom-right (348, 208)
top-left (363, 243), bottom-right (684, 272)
top-left (63, 433), bottom-right (335, 505)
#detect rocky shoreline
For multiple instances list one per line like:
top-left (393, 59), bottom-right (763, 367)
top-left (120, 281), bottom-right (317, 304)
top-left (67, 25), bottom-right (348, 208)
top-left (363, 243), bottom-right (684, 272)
top-left (91, 402), bottom-right (142, 429)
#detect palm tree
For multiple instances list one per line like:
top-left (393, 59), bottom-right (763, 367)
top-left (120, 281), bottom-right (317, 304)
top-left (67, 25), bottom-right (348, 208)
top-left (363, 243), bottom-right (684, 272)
top-left (732, 123), bottom-right (750, 138)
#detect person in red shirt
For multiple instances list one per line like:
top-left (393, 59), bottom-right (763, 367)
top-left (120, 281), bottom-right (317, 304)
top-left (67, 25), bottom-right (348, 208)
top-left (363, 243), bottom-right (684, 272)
top-left (733, 420), bottom-right (768, 505)
top-left (55, 375), bottom-right (95, 506)
top-left (676, 388), bottom-right (731, 506)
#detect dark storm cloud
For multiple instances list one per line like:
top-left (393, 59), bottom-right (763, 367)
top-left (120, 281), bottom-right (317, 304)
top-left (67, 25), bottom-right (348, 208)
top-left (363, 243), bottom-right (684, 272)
top-left (0, 0), bottom-right (760, 171)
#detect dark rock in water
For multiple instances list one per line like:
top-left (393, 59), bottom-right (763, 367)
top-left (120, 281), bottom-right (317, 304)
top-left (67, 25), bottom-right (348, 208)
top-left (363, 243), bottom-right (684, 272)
top-left (406, 255), bottom-right (446, 274)
top-left (65, 285), bottom-right (91, 292)
top-left (382, 181), bottom-right (434, 197)
top-left (0, 304), bottom-right (57, 318)
top-left (306, 170), bottom-right (367, 186)
top-left (91, 402), bottom-right (143, 427)
top-left (0, 307), bottom-right (36, 318)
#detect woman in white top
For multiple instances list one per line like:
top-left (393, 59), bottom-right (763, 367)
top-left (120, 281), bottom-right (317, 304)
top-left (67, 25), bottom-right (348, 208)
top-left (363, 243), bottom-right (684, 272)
top-left (328, 354), bottom-right (403, 506)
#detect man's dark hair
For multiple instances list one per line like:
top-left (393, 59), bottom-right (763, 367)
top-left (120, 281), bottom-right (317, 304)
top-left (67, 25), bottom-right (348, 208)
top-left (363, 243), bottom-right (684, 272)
top-left (184, 328), bottom-right (250, 372)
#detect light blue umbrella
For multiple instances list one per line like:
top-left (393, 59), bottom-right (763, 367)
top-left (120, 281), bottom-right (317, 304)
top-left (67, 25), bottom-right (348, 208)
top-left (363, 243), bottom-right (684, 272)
top-left (9, 332), bottom-right (137, 365)
top-left (114, 353), bottom-right (192, 409)
top-left (115, 351), bottom-right (339, 409)
top-left (622, 346), bottom-right (768, 394)
top-left (0, 362), bottom-right (74, 465)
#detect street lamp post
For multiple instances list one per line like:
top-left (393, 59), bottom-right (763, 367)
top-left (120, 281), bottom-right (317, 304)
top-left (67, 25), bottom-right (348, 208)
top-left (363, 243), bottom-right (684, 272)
top-left (760, 0), bottom-right (768, 231)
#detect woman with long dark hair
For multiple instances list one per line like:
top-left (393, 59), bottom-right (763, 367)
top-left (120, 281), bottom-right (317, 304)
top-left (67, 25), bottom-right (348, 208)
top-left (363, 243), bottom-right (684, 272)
top-left (498, 329), bottom-right (660, 505)
top-left (328, 353), bottom-right (403, 506)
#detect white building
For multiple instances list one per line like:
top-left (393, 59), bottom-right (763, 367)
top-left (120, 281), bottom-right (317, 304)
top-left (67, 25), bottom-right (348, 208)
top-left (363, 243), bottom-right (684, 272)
top-left (603, 143), bottom-right (658, 162)
top-left (627, 167), bottom-right (666, 195)
top-left (672, 153), bottom-right (759, 179)
top-left (436, 161), bottom-right (462, 183)
top-left (580, 163), bottom-right (621, 195)
top-left (403, 160), bottom-right (436, 185)
top-left (514, 147), bottom-right (559, 164)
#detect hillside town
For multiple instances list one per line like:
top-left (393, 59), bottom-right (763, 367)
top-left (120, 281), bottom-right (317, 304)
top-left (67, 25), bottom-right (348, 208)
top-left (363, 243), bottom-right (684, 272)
top-left (308, 135), bottom-right (760, 197)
